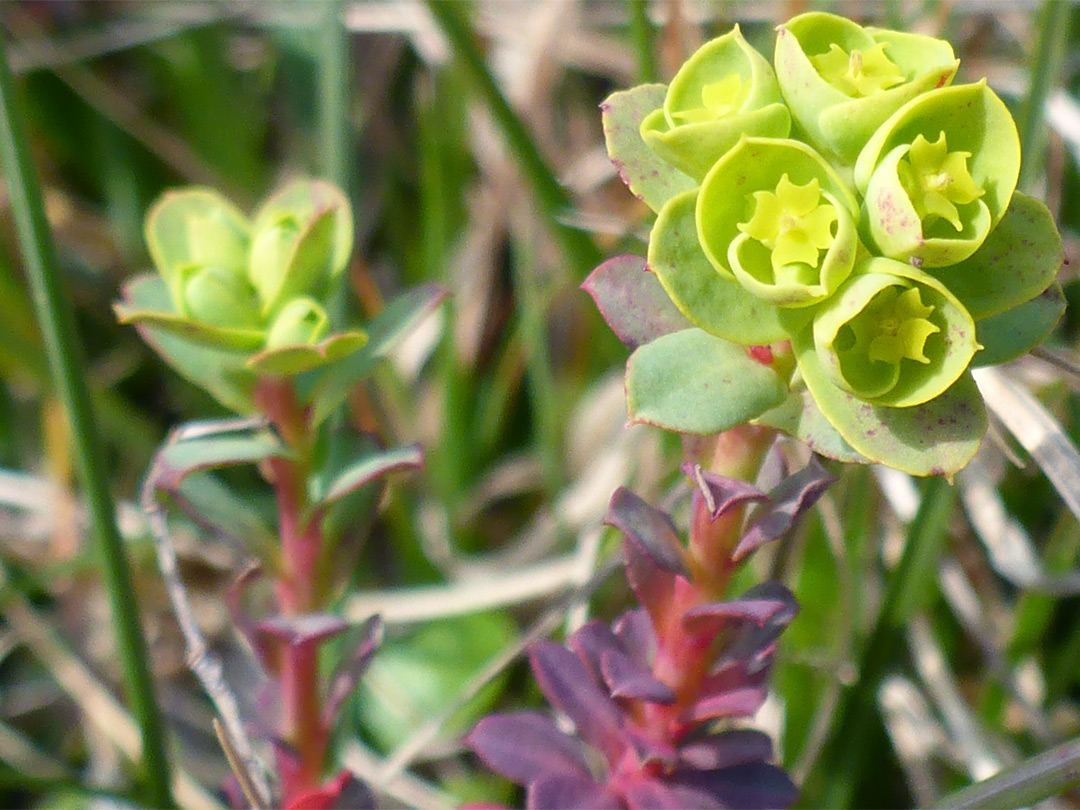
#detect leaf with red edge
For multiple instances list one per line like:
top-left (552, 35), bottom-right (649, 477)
top-left (670, 763), bottom-right (798, 810)
top-left (601, 648), bottom-right (676, 705)
top-left (582, 255), bottom-right (693, 350)
top-left (606, 487), bottom-right (689, 576)
top-left (733, 457), bottom-right (834, 562)
top-left (528, 774), bottom-right (624, 810)
top-left (324, 615), bottom-right (384, 727)
top-left (685, 686), bottom-right (768, 723)
top-left (678, 729), bottom-right (775, 771)
top-left (682, 463), bottom-right (769, 520)
top-left (465, 712), bottom-right (590, 785)
top-left (528, 642), bottom-right (626, 760)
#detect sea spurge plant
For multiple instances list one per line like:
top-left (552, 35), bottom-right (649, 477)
top-left (640, 25), bottom-right (790, 180)
top-left (467, 461), bottom-right (832, 809)
top-left (590, 11), bottom-right (1065, 478)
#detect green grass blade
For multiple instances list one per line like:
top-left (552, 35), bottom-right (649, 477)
top-left (628, 0), bottom-right (659, 83)
top-left (1018, 0), bottom-right (1072, 190)
top-left (425, 0), bottom-right (602, 274)
top-left (0, 33), bottom-right (173, 808)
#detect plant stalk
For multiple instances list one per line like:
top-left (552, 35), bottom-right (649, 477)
top-left (0, 32), bottom-right (173, 808)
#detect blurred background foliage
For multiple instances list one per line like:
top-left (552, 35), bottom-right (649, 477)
top-left (0, 1), bottom-right (1080, 808)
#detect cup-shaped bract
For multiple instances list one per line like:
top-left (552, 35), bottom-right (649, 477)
top-left (811, 257), bottom-right (977, 408)
top-left (775, 12), bottom-right (958, 163)
top-left (854, 82), bottom-right (1021, 267)
top-left (640, 26), bottom-right (791, 180)
top-left (697, 138), bottom-right (859, 307)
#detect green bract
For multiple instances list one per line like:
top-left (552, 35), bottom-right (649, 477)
top-left (640, 25), bottom-right (790, 180)
top-left (591, 11), bottom-right (1065, 478)
top-left (854, 81), bottom-right (1021, 266)
top-left (114, 180), bottom-right (366, 380)
top-left (774, 12), bottom-right (958, 163)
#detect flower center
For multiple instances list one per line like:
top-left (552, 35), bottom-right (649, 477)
top-left (897, 132), bottom-right (984, 232)
top-left (670, 74), bottom-right (745, 124)
top-left (738, 175), bottom-right (838, 271)
top-left (811, 42), bottom-right (905, 97)
top-left (849, 285), bottom-right (940, 366)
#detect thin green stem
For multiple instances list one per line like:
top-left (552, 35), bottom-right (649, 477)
top-left (317, 0), bottom-right (350, 192)
top-left (0, 33), bottom-right (173, 808)
top-left (425, 0), bottom-right (601, 274)
top-left (1018, 0), bottom-right (1071, 191)
top-left (628, 0), bottom-right (659, 83)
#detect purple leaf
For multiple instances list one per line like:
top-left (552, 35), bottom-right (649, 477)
top-left (582, 255), bottom-right (693, 350)
top-left (698, 659), bottom-right (770, 702)
top-left (682, 588), bottom-right (795, 636)
top-left (613, 609), bottom-right (656, 668)
top-left (568, 621), bottom-right (626, 683)
top-left (601, 648), bottom-right (676, 705)
top-left (621, 531), bottom-right (679, 632)
top-left (678, 729), bottom-right (775, 771)
top-left (606, 488), bottom-right (689, 577)
top-left (670, 763), bottom-right (798, 810)
top-left (256, 613), bottom-right (348, 649)
top-left (529, 642), bottom-right (626, 759)
top-left (324, 615), bottom-right (384, 727)
top-left (623, 728), bottom-right (679, 769)
top-left (465, 712), bottom-right (590, 785)
top-left (685, 686), bottom-right (768, 723)
top-left (329, 773), bottom-right (376, 810)
top-left (528, 774), bottom-right (623, 810)
top-left (733, 457), bottom-right (834, 562)
top-left (622, 777), bottom-right (723, 810)
top-left (681, 463), bottom-right (769, 520)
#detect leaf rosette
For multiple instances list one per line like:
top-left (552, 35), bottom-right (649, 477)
top-left (775, 12), bottom-right (958, 163)
top-left (854, 82), bottom-right (1021, 267)
top-left (809, 257), bottom-right (977, 408)
top-left (696, 138), bottom-right (860, 308)
top-left (640, 26), bottom-right (791, 180)
top-left (114, 180), bottom-right (367, 379)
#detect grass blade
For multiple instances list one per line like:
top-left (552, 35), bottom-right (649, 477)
top-left (0, 33), bottom-right (173, 807)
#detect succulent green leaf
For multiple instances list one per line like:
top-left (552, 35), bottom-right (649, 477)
top-left (775, 12), bottom-right (958, 162)
top-left (697, 138), bottom-right (858, 307)
top-left (117, 275), bottom-right (257, 414)
top-left (647, 189), bottom-right (787, 345)
top-left (250, 179), bottom-right (353, 282)
top-left (855, 82), bottom-right (1020, 265)
top-left (246, 330), bottom-right (367, 377)
top-left (625, 329), bottom-right (787, 434)
top-left (144, 187), bottom-right (250, 306)
top-left (973, 284), bottom-right (1065, 367)
top-left (755, 387), bottom-right (869, 464)
top-left (926, 192), bottom-right (1063, 319)
top-left (114, 281), bottom-right (266, 352)
top-left (580, 255), bottom-right (693, 349)
top-left (180, 265), bottom-right (262, 329)
top-left (791, 324), bottom-right (987, 477)
top-left (640, 26), bottom-right (790, 180)
top-left (810, 258), bottom-right (978, 408)
top-left (155, 430), bottom-right (291, 492)
top-left (602, 84), bottom-right (697, 212)
top-left (265, 297), bottom-right (331, 349)
top-left (250, 207), bottom-right (338, 316)
top-left (299, 284), bottom-right (449, 426)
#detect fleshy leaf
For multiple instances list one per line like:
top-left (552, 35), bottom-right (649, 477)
top-left (528, 774), bottom-right (622, 810)
top-left (681, 463), bottom-right (768, 520)
top-left (625, 329), bottom-right (788, 435)
top-left (324, 615), bottom-right (384, 726)
top-left (118, 275), bottom-right (257, 413)
top-left (581, 255), bottom-right (693, 349)
top-left (647, 190), bottom-right (787, 345)
top-left (754, 387), bottom-right (869, 464)
top-left (791, 325), bottom-right (987, 477)
top-left (465, 712), bottom-right (589, 785)
top-left (927, 192), bottom-right (1063, 320)
top-left (733, 462), bottom-right (834, 562)
top-left (670, 763), bottom-right (798, 810)
top-left (601, 84), bottom-right (697, 212)
top-left (605, 487), bottom-right (689, 576)
top-left (252, 207), bottom-right (338, 317)
top-left (298, 284), bottom-right (449, 426)
top-left (600, 648), bottom-right (676, 705)
top-left (679, 730), bottom-right (775, 771)
top-left (685, 687), bottom-right (768, 722)
top-left (973, 284), bottom-right (1065, 367)
top-left (683, 590), bottom-right (796, 635)
top-left (622, 778), bottom-right (724, 810)
top-left (153, 430), bottom-right (290, 492)
top-left (246, 330), bottom-right (367, 377)
top-left (620, 526), bottom-right (679, 633)
top-left (250, 179), bottom-right (353, 283)
top-left (114, 295), bottom-right (266, 352)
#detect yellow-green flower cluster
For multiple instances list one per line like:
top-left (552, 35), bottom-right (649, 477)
top-left (597, 12), bottom-right (1064, 476)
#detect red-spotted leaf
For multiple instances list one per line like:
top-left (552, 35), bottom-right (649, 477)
top-left (973, 283), bottom-right (1065, 367)
top-left (465, 712), bottom-right (590, 784)
top-left (582, 255), bottom-right (694, 350)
